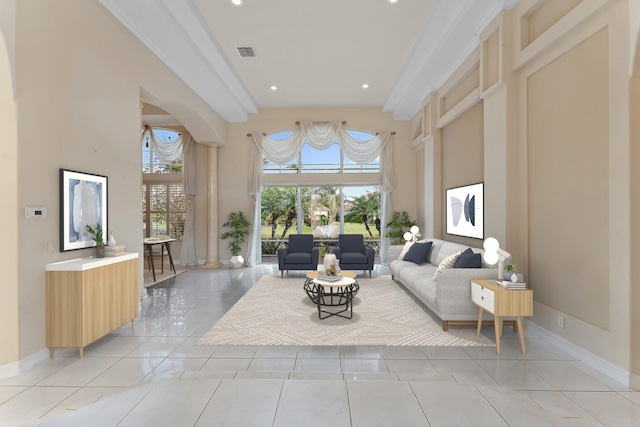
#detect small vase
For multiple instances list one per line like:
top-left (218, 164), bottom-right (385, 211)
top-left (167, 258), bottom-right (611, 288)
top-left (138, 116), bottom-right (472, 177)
top-left (323, 253), bottom-right (337, 272)
top-left (96, 242), bottom-right (105, 258)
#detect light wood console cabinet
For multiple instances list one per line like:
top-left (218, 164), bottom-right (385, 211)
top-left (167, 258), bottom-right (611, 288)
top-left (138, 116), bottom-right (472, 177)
top-left (46, 253), bottom-right (139, 357)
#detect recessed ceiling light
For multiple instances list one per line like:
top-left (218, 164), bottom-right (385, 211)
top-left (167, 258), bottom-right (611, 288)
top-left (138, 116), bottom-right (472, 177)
top-left (232, 0), bottom-right (243, 5)
top-left (362, 83), bottom-right (369, 89)
top-left (388, 0), bottom-right (398, 3)
top-left (270, 85), bottom-right (278, 91)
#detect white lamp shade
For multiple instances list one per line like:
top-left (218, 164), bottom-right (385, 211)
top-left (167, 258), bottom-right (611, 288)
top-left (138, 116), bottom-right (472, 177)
top-left (403, 232), bottom-right (412, 241)
top-left (483, 251), bottom-right (499, 265)
top-left (483, 237), bottom-right (499, 253)
top-left (410, 225), bottom-right (420, 235)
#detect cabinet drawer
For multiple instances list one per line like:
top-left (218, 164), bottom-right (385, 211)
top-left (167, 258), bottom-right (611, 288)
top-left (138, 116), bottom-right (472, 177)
top-left (471, 282), bottom-right (494, 312)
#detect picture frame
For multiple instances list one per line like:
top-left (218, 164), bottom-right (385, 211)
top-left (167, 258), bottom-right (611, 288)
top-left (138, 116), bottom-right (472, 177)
top-left (60, 169), bottom-right (108, 252)
top-left (446, 182), bottom-right (484, 239)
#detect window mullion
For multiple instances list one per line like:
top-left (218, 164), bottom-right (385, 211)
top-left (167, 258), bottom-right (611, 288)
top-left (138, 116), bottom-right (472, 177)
top-left (296, 187), bottom-right (302, 233)
top-left (339, 186), bottom-right (345, 234)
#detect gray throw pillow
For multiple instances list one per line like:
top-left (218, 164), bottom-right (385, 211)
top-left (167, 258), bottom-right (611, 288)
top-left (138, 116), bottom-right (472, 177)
top-left (453, 248), bottom-right (482, 268)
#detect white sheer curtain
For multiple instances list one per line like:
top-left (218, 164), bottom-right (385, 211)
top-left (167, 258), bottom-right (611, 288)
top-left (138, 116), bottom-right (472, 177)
top-left (141, 125), bottom-right (198, 266)
top-left (246, 121), bottom-right (395, 266)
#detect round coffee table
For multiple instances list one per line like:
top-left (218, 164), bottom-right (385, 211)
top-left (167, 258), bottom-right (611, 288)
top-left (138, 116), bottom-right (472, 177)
top-left (303, 271), bottom-right (360, 319)
top-left (304, 270), bottom-right (358, 302)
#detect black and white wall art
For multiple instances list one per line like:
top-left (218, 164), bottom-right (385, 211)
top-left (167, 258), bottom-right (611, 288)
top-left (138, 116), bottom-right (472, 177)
top-left (446, 182), bottom-right (484, 239)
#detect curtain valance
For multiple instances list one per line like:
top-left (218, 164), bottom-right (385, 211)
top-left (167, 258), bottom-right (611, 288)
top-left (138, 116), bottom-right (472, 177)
top-left (141, 125), bottom-right (196, 195)
top-left (249, 121), bottom-right (395, 194)
top-left (252, 121), bottom-right (391, 165)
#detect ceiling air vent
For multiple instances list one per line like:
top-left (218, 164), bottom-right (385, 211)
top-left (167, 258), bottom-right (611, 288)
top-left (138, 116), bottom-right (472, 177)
top-left (236, 46), bottom-right (256, 58)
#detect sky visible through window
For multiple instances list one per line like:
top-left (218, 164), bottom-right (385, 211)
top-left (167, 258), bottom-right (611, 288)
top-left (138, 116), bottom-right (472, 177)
top-left (266, 129), bottom-right (379, 195)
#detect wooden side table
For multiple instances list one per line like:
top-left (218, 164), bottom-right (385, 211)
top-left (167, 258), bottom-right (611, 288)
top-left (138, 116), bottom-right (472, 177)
top-left (471, 279), bottom-right (533, 354)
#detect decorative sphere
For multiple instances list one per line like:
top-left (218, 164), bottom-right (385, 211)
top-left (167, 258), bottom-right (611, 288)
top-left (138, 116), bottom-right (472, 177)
top-left (403, 232), bottom-right (413, 241)
top-left (483, 237), bottom-right (499, 253)
top-left (483, 251), bottom-right (499, 265)
top-left (410, 225), bottom-right (420, 235)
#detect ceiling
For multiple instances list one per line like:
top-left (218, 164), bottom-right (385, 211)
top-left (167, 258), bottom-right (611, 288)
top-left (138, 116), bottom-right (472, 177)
top-left (100, 0), bottom-right (519, 123)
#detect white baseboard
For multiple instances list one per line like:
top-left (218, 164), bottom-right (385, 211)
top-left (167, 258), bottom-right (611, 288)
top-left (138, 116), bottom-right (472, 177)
top-left (526, 320), bottom-right (630, 387)
top-left (0, 348), bottom-right (50, 381)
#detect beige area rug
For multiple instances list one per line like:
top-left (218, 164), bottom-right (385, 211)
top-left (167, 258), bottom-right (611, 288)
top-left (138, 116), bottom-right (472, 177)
top-left (143, 269), bottom-right (186, 287)
top-left (198, 275), bottom-right (495, 347)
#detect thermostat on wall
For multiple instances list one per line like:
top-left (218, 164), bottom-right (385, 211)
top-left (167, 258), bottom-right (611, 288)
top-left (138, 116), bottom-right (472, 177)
top-left (25, 207), bottom-right (47, 219)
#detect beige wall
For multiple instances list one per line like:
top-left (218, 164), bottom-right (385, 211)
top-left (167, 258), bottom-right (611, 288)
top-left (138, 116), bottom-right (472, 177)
top-left (415, 146), bottom-right (425, 230)
top-left (440, 101), bottom-right (485, 247)
top-left (517, 0), bottom-right (632, 371)
top-left (527, 28), bottom-right (610, 330)
top-left (0, 0), bottom-right (19, 366)
top-left (15, 0), bottom-right (143, 358)
top-left (631, 75), bottom-right (640, 388)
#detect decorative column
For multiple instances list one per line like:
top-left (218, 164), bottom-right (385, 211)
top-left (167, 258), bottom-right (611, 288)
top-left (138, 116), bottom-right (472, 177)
top-left (203, 145), bottom-right (222, 268)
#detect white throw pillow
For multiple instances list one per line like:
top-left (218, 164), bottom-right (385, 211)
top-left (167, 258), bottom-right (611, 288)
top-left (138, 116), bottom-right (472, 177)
top-left (432, 250), bottom-right (463, 280)
top-left (398, 241), bottom-right (414, 259)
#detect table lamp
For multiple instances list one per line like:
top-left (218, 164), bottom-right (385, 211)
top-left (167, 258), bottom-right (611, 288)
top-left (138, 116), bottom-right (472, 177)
top-left (403, 226), bottom-right (421, 243)
top-left (482, 237), bottom-right (504, 279)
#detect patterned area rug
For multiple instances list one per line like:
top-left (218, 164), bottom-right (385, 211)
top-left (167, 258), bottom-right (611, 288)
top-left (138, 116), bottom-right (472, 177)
top-left (198, 275), bottom-right (495, 347)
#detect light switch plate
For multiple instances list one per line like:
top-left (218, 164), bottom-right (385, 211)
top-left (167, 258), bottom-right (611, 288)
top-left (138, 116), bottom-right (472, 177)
top-left (25, 207), bottom-right (47, 219)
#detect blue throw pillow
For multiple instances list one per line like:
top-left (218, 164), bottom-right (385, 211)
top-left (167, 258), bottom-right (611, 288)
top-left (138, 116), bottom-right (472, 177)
top-left (454, 248), bottom-right (482, 268)
top-left (403, 241), bottom-right (433, 264)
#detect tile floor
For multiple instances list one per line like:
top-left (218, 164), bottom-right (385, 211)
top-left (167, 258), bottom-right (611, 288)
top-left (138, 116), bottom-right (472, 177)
top-left (1, 264), bottom-right (639, 426)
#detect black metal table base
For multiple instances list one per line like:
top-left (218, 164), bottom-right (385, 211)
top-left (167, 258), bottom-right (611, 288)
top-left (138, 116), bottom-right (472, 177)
top-left (303, 280), bottom-right (359, 320)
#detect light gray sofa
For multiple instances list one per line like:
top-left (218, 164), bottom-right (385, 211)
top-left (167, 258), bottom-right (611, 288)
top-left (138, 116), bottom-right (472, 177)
top-left (388, 238), bottom-right (512, 331)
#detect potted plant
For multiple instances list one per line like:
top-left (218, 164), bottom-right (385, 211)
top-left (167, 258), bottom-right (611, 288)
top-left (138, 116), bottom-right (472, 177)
top-left (86, 223), bottom-right (105, 258)
top-left (221, 211), bottom-right (251, 268)
top-left (385, 211), bottom-right (416, 244)
top-left (503, 263), bottom-right (517, 281)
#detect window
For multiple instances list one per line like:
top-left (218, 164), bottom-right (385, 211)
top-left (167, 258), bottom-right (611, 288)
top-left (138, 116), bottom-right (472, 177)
top-left (262, 130), bottom-right (379, 174)
top-left (142, 183), bottom-right (186, 239)
top-left (142, 127), bottom-right (185, 239)
top-left (142, 128), bottom-right (183, 173)
top-left (260, 187), bottom-right (300, 240)
top-left (261, 185), bottom-right (380, 256)
top-left (260, 128), bottom-right (382, 258)
top-left (300, 143), bottom-right (341, 173)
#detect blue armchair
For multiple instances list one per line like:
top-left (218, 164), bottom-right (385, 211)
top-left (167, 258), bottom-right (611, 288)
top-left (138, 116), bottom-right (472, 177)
top-left (277, 234), bottom-right (320, 278)
top-left (333, 234), bottom-right (375, 278)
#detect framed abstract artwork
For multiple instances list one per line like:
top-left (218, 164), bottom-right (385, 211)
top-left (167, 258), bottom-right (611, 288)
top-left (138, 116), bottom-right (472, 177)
top-left (60, 169), bottom-right (108, 251)
top-left (446, 182), bottom-right (484, 239)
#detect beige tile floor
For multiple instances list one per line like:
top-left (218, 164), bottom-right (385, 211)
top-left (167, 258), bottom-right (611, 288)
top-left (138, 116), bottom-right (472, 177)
top-left (1, 264), bottom-right (639, 426)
